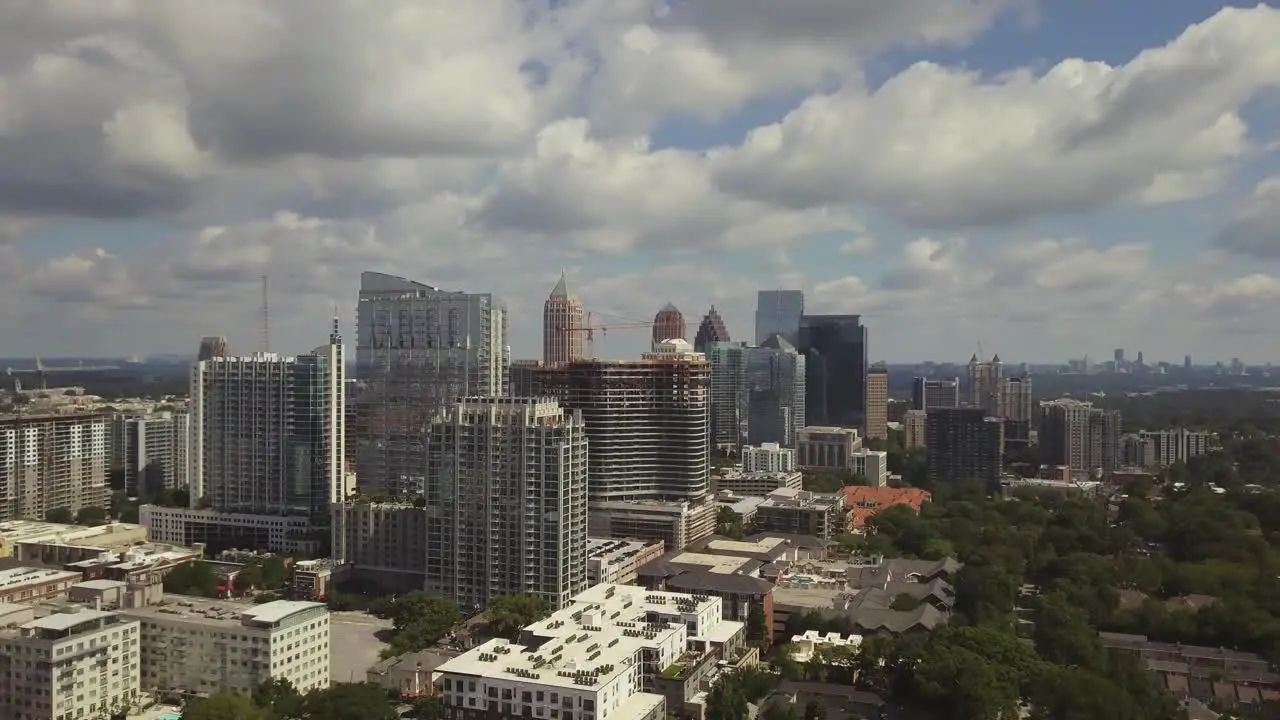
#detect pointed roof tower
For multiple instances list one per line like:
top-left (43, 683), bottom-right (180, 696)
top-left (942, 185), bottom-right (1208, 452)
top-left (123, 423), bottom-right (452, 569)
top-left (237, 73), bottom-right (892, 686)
top-left (550, 271), bottom-right (570, 299)
top-left (970, 352), bottom-right (979, 364)
top-left (992, 353), bottom-right (1002, 364)
top-left (693, 305), bottom-right (731, 353)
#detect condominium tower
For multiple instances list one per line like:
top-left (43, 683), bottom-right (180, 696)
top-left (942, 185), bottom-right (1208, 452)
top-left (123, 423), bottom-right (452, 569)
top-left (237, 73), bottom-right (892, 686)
top-left (707, 341), bottom-right (748, 450)
top-left (0, 412), bottom-right (110, 523)
top-left (747, 335), bottom-right (806, 446)
top-left (542, 273), bottom-right (585, 365)
top-left (425, 397), bottom-right (589, 610)
top-left (354, 271), bottom-right (508, 497)
top-left (189, 322), bottom-right (345, 519)
top-left (1038, 399), bottom-right (1121, 479)
top-left (532, 339), bottom-right (711, 503)
top-left (755, 290), bottom-right (804, 345)
top-left (112, 410), bottom-right (189, 497)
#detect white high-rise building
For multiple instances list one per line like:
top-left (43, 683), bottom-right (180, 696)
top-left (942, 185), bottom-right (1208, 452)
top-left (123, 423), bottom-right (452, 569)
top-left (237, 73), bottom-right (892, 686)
top-left (742, 443), bottom-right (796, 473)
top-left (112, 410), bottom-right (189, 497)
top-left (1, 413), bottom-right (110, 524)
top-left (354, 271), bottom-right (508, 498)
top-left (0, 608), bottom-right (142, 719)
top-left (426, 397), bottom-right (589, 610)
top-left (188, 322), bottom-right (345, 517)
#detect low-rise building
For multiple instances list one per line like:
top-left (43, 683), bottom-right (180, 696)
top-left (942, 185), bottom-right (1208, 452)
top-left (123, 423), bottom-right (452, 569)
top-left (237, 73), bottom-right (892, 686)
top-left (741, 444), bottom-right (797, 473)
top-left (787, 630), bottom-right (862, 663)
top-left (587, 539), bottom-right (666, 586)
top-left (69, 579), bottom-right (149, 610)
top-left (65, 544), bottom-right (201, 588)
top-left (367, 649), bottom-right (459, 699)
top-left (0, 607), bottom-right (142, 719)
top-left (331, 501), bottom-right (427, 594)
top-left (0, 567), bottom-right (83, 604)
top-left (123, 596), bottom-right (330, 696)
top-left (433, 583), bottom-right (746, 720)
top-left (712, 470), bottom-right (803, 497)
top-left (754, 488), bottom-right (849, 540)
top-left (587, 500), bottom-right (716, 551)
top-left (840, 487), bottom-right (931, 532)
top-left (850, 449), bottom-right (889, 488)
top-left (0, 520), bottom-right (149, 560)
top-left (1101, 632), bottom-right (1280, 707)
top-left (796, 427), bottom-right (861, 470)
top-left (140, 505), bottom-right (321, 555)
top-left (289, 559), bottom-right (351, 601)
top-left (713, 493), bottom-right (767, 528)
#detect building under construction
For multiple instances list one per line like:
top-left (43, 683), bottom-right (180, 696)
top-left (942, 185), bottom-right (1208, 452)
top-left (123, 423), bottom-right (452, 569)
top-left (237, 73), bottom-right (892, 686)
top-left (532, 339), bottom-right (710, 504)
top-left (353, 272), bottom-right (508, 498)
top-left (0, 411), bottom-right (111, 523)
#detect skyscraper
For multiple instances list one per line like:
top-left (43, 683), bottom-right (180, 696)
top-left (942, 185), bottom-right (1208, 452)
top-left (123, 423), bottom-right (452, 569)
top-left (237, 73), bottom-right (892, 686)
top-left (798, 314), bottom-right (868, 428)
top-left (532, 340), bottom-right (710, 503)
top-left (354, 271), bottom-right (508, 498)
top-left (1, 412), bottom-right (110, 523)
top-left (911, 377), bottom-right (960, 410)
top-left (968, 353), bottom-right (1003, 415)
top-left (190, 322), bottom-right (345, 520)
top-left (998, 376), bottom-right (1033, 442)
top-left (1038, 399), bottom-right (1120, 479)
top-left (425, 397), bottom-right (589, 610)
top-left (865, 366), bottom-right (889, 441)
top-left (197, 336), bottom-right (228, 362)
top-left (652, 303), bottom-right (687, 346)
top-left (755, 290), bottom-right (804, 345)
top-left (707, 341), bottom-right (748, 450)
top-left (925, 407), bottom-right (1004, 486)
top-left (693, 305), bottom-right (731, 353)
top-left (113, 410), bottom-right (189, 497)
top-left (542, 273), bottom-right (584, 365)
top-left (746, 335), bottom-right (806, 447)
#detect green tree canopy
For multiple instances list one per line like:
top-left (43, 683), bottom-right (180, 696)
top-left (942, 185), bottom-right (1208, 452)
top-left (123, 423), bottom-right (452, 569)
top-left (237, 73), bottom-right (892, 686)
top-left (487, 595), bottom-right (549, 639)
top-left (181, 693), bottom-right (270, 720)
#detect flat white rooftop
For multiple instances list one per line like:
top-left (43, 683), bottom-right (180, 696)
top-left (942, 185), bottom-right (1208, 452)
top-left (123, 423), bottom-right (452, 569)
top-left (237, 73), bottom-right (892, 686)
top-left (23, 608), bottom-right (119, 632)
top-left (0, 567), bottom-right (82, 590)
top-left (123, 595), bottom-right (325, 630)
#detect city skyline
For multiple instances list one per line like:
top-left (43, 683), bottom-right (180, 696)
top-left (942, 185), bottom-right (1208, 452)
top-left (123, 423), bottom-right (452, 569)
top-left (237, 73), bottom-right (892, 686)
top-left (1, 3), bottom-right (1280, 361)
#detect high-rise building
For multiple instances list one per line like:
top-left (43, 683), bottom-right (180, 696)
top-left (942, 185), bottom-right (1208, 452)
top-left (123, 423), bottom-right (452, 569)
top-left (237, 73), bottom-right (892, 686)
top-left (508, 359), bottom-right (542, 397)
top-left (707, 342), bottom-right (748, 450)
top-left (533, 340), bottom-right (710, 504)
top-left (755, 290), bottom-right (804, 345)
top-left (967, 353), bottom-right (1003, 415)
top-left (1038, 399), bottom-right (1120, 479)
top-left (998, 376), bottom-right (1033, 443)
top-left (542, 273), bottom-right (584, 365)
top-left (798, 315), bottom-right (868, 428)
top-left (693, 305), bottom-right (731, 353)
top-left (425, 397), bottom-right (589, 610)
top-left (0, 412), bottom-right (110, 523)
top-left (197, 336), bottom-right (229, 362)
top-left (354, 271), bottom-right (508, 498)
top-left (746, 335), bottom-right (806, 446)
top-left (651, 303), bottom-right (687, 347)
top-left (865, 366), bottom-right (889, 441)
top-left (113, 410), bottom-right (189, 497)
top-left (190, 322), bottom-right (345, 520)
top-left (925, 408), bottom-right (1004, 486)
top-left (911, 377), bottom-right (960, 410)
top-left (903, 409), bottom-right (927, 449)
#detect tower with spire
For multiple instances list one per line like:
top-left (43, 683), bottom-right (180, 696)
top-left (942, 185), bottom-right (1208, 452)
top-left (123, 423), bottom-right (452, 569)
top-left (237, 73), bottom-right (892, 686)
top-left (968, 349), bottom-right (1004, 416)
top-left (693, 305), bottom-right (731, 353)
top-left (543, 271), bottom-right (585, 365)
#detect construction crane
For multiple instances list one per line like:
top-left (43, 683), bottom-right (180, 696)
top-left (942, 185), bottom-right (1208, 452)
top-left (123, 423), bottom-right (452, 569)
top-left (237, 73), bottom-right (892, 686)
top-left (557, 311), bottom-right (655, 358)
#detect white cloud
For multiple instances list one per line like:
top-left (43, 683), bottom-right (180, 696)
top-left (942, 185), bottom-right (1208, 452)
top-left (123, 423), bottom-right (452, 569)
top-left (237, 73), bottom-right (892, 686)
top-left (1216, 176), bottom-right (1280, 258)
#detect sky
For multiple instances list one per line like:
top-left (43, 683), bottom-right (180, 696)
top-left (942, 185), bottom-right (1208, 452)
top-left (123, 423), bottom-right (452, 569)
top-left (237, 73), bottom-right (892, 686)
top-left (2, 1), bottom-right (1280, 365)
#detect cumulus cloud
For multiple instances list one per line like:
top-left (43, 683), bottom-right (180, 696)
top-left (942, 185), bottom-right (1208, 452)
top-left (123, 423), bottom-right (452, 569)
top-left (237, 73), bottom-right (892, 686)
top-left (1216, 177), bottom-right (1280, 259)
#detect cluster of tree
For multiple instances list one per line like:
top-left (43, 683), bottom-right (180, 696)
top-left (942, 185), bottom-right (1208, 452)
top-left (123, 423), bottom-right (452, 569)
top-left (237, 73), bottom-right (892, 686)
top-left (44, 505), bottom-right (108, 526)
top-left (712, 467), bottom-right (1280, 719)
top-left (884, 445), bottom-right (927, 489)
top-left (368, 592), bottom-right (462, 658)
top-left (486, 595), bottom-right (550, 639)
top-left (1101, 389), bottom-right (1280, 437)
top-left (163, 561), bottom-right (223, 598)
top-left (235, 556), bottom-right (290, 594)
top-left (800, 469), bottom-right (868, 494)
top-left (716, 506), bottom-right (746, 539)
top-left (180, 678), bottom-right (441, 720)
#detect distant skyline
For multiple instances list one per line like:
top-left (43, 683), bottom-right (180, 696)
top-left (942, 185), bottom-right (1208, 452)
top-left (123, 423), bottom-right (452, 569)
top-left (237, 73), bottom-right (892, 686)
top-left (2, 3), bottom-right (1280, 361)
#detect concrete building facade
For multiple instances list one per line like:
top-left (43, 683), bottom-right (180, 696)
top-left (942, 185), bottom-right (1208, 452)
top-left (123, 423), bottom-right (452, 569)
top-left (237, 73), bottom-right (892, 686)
top-left (741, 444), bottom-right (796, 473)
top-left (925, 408), bottom-right (1005, 486)
top-left (112, 410), bottom-right (189, 497)
top-left (543, 274), bottom-right (585, 366)
top-left (425, 397), bottom-right (590, 611)
top-left (0, 413), bottom-right (110, 524)
top-left (864, 367), bottom-right (888, 441)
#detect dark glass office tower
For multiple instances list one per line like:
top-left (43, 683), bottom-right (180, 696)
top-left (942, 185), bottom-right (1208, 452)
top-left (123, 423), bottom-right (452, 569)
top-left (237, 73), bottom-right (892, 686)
top-left (798, 315), bottom-right (868, 429)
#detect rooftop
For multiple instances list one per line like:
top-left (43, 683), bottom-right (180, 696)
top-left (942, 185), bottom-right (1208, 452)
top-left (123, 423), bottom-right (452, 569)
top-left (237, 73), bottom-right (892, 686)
top-left (587, 538), bottom-right (665, 565)
top-left (123, 595), bottom-right (325, 630)
top-left (840, 487), bottom-right (931, 529)
top-left (23, 608), bottom-right (118, 632)
top-left (0, 520), bottom-right (149, 550)
top-left (0, 566), bottom-right (82, 590)
top-left (436, 583), bottom-right (738, 693)
top-left (759, 487), bottom-right (842, 510)
top-left (72, 579), bottom-right (129, 591)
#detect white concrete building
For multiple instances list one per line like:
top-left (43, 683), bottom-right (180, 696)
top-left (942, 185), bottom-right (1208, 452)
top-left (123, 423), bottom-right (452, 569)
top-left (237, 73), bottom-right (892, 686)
top-left (587, 539), bottom-right (665, 586)
top-left (851, 448), bottom-right (889, 488)
top-left (741, 443), bottom-right (796, 473)
top-left (140, 506), bottom-right (317, 554)
top-left (124, 597), bottom-right (330, 696)
top-left (0, 412), bottom-right (110, 524)
top-left (787, 630), bottom-right (862, 663)
top-left (0, 607), bottom-right (142, 720)
top-left (434, 584), bottom-right (745, 720)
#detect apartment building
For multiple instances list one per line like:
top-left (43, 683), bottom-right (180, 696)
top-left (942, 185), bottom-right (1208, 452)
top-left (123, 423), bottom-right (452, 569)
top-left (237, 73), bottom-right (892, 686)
top-left (0, 412), bottom-right (110, 523)
top-left (707, 341), bottom-right (748, 450)
top-left (0, 607), bottom-right (142, 720)
top-left (331, 501), bottom-right (427, 594)
top-left (189, 324), bottom-right (345, 519)
top-left (425, 397), bottom-right (589, 611)
top-left (433, 583), bottom-right (745, 720)
top-left (864, 366), bottom-right (888, 441)
top-left (1122, 429), bottom-right (1220, 468)
top-left (1038, 399), bottom-right (1121, 479)
top-left (587, 539), bottom-right (666, 586)
top-left (111, 410), bottom-right (189, 497)
top-left (141, 506), bottom-right (317, 555)
top-left (925, 408), bottom-right (1005, 486)
top-left (124, 597), bottom-right (330, 696)
top-left (741, 443), bottom-right (796, 473)
top-left (902, 410), bottom-right (927, 449)
top-left (754, 488), bottom-right (850, 540)
top-left (0, 520), bottom-right (147, 559)
top-left (0, 567), bottom-right (82, 604)
top-left (354, 271), bottom-right (508, 498)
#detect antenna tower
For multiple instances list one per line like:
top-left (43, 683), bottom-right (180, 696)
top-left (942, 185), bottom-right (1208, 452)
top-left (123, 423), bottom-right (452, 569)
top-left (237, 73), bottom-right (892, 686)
top-left (261, 274), bottom-right (270, 353)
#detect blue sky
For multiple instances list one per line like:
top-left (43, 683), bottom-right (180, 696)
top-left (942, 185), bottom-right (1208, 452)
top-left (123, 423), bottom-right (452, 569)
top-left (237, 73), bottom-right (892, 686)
top-left (2, 2), bottom-right (1279, 363)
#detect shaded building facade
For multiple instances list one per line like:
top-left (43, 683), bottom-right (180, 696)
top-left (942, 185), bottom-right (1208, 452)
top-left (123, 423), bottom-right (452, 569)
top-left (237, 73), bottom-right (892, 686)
top-left (694, 306), bottom-right (731, 354)
top-left (798, 315), bottom-right (868, 429)
top-left (925, 408), bottom-right (1004, 486)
